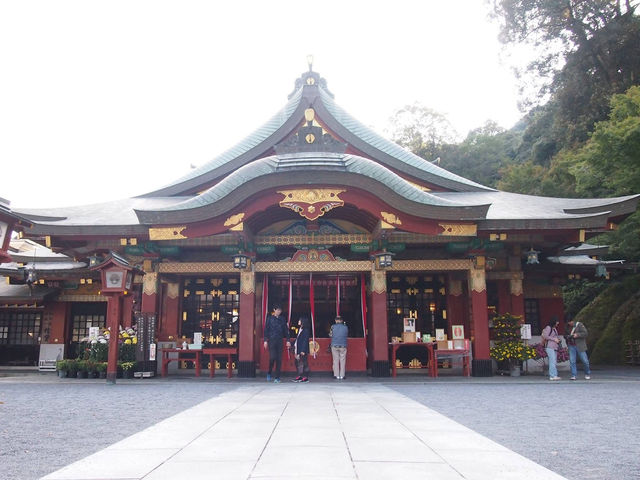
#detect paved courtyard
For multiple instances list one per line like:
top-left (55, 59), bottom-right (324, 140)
top-left (0, 367), bottom-right (638, 480)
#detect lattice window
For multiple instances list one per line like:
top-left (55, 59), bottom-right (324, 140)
top-left (70, 304), bottom-right (106, 342)
top-left (182, 277), bottom-right (240, 347)
top-left (0, 311), bottom-right (41, 345)
top-left (524, 299), bottom-right (541, 335)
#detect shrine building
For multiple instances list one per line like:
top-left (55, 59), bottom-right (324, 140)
top-left (1, 64), bottom-right (638, 376)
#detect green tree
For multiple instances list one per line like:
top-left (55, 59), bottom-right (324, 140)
top-left (440, 121), bottom-right (518, 188)
top-left (387, 103), bottom-right (458, 161)
top-left (491, 1), bottom-right (640, 146)
top-left (490, 1), bottom-right (639, 93)
top-left (572, 86), bottom-right (640, 196)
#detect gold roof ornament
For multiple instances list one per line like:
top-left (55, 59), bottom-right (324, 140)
top-left (278, 188), bottom-right (345, 221)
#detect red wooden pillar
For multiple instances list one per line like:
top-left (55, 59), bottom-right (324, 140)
top-left (370, 268), bottom-right (389, 377)
top-left (105, 293), bottom-right (123, 384)
top-left (446, 275), bottom-right (467, 334)
top-left (141, 272), bottom-right (158, 315)
top-left (469, 267), bottom-right (492, 376)
top-left (122, 296), bottom-right (134, 329)
top-left (238, 270), bottom-right (256, 377)
top-left (497, 279), bottom-right (511, 314)
top-left (159, 282), bottom-right (180, 341)
top-left (510, 274), bottom-right (525, 319)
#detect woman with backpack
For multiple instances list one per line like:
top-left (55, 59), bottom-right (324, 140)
top-left (541, 316), bottom-right (562, 381)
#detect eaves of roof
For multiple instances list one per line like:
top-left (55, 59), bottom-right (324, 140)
top-left (0, 283), bottom-right (59, 303)
top-left (435, 191), bottom-right (640, 230)
top-left (134, 153), bottom-right (492, 224)
top-left (315, 88), bottom-right (494, 193)
top-left (140, 88), bottom-right (306, 197)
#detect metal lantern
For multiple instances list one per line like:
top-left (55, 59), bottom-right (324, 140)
top-left (232, 253), bottom-right (249, 270)
top-left (526, 248), bottom-right (540, 265)
top-left (372, 250), bottom-right (393, 269)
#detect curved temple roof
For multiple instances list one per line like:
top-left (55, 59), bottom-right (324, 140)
top-left (143, 68), bottom-right (494, 198)
top-left (12, 67), bottom-right (640, 236)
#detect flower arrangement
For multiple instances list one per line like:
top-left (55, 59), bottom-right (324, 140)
top-left (490, 313), bottom-right (536, 368)
top-left (490, 342), bottom-right (537, 362)
top-left (78, 325), bottom-right (138, 363)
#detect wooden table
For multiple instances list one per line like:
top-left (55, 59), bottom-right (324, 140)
top-left (202, 348), bottom-right (237, 378)
top-left (160, 348), bottom-right (201, 377)
top-left (433, 340), bottom-right (471, 377)
top-left (390, 342), bottom-right (436, 377)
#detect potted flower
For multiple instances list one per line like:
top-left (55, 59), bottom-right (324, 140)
top-left (120, 361), bottom-right (135, 379)
top-left (76, 360), bottom-right (88, 378)
top-left (96, 362), bottom-right (107, 379)
top-left (56, 360), bottom-right (68, 378)
top-left (66, 359), bottom-right (79, 378)
top-left (490, 313), bottom-right (536, 376)
top-left (86, 361), bottom-right (98, 378)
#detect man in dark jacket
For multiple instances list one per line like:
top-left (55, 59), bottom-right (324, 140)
top-left (566, 318), bottom-right (591, 380)
top-left (263, 305), bottom-right (290, 383)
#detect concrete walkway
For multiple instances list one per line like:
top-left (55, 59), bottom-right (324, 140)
top-left (41, 383), bottom-right (565, 480)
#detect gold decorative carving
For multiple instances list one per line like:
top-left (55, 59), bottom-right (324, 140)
top-left (159, 259), bottom-right (473, 274)
top-left (256, 260), bottom-right (371, 273)
top-left (166, 282), bottom-right (180, 299)
top-left (56, 295), bottom-right (105, 302)
top-left (240, 271), bottom-right (255, 295)
top-left (224, 213), bottom-right (245, 227)
top-left (149, 226), bottom-right (187, 240)
top-left (159, 262), bottom-right (236, 274)
top-left (229, 222), bottom-right (244, 232)
top-left (257, 233), bottom-right (370, 245)
top-left (438, 223), bottom-right (477, 236)
top-left (380, 221), bottom-right (395, 229)
top-left (371, 268), bottom-right (387, 294)
top-left (381, 211), bottom-right (402, 225)
top-left (278, 189), bottom-right (345, 221)
top-left (304, 108), bottom-right (315, 122)
top-left (390, 259), bottom-right (472, 271)
top-left (510, 277), bottom-right (523, 296)
top-left (143, 272), bottom-right (158, 296)
top-left (469, 269), bottom-right (486, 293)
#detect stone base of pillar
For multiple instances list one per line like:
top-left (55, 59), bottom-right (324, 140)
top-left (237, 361), bottom-right (256, 378)
top-left (106, 373), bottom-right (117, 384)
top-left (472, 359), bottom-right (493, 377)
top-left (371, 360), bottom-right (390, 377)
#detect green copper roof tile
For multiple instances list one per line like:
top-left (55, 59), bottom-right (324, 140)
top-left (153, 88), bottom-right (303, 190)
top-left (319, 88), bottom-right (493, 192)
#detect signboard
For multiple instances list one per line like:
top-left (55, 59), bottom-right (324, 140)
top-left (403, 318), bottom-right (416, 332)
top-left (435, 329), bottom-right (446, 341)
top-left (88, 326), bottom-right (99, 341)
top-left (193, 332), bottom-right (202, 346)
top-left (452, 325), bottom-right (464, 339)
top-left (135, 312), bottom-right (157, 377)
top-left (521, 324), bottom-right (532, 340)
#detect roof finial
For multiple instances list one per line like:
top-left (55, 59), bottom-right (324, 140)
top-left (306, 54), bottom-right (313, 72)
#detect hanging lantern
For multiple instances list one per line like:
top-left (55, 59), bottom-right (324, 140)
top-left (232, 253), bottom-right (249, 270)
top-left (526, 248), bottom-right (540, 265)
top-left (372, 250), bottom-right (394, 269)
top-left (595, 263), bottom-right (608, 278)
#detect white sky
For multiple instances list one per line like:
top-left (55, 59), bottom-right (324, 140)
top-left (0, 1), bottom-right (525, 209)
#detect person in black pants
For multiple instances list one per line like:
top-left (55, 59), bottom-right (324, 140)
top-left (292, 315), bottom-right (311, 383)
top-left (263, 305), bottom-right (290, 383)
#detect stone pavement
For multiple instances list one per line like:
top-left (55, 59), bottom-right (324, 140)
top-left (40, 382), bottom-right (565, 480)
